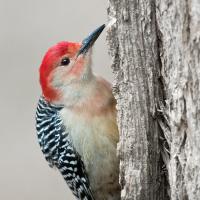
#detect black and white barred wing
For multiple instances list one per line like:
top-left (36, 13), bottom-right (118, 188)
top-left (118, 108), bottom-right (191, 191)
top-left (36, 97), bottom-right (94, 200)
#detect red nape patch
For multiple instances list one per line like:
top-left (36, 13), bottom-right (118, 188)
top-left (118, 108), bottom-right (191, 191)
top-left (39, 41), bottom-right (71, 102)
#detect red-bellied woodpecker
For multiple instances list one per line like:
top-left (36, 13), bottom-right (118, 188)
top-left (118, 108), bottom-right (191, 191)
top-left (36, 24), bottom-right (120, 200)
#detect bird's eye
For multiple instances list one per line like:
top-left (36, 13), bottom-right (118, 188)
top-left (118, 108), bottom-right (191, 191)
top-left (60, 57), bottom-right (70, 66)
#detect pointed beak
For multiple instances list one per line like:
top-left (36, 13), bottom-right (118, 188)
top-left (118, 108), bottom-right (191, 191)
top-left (77, 24), bottom-right (105, 56)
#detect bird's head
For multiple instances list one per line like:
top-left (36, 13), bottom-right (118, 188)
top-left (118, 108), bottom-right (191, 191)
top-left (39, 24), bottom-right (105, 104)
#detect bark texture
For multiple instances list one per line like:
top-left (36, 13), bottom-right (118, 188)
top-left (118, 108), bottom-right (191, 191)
top-left (156, 1), bottom-right (200, 200)
top-left (107, 0), bottom-right (200, 200)
top-left (107, 0), bottom-right (169, 200)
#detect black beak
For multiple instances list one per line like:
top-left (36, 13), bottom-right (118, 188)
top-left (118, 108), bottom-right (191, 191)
top-left (77, 24), bottom-right (105, 56)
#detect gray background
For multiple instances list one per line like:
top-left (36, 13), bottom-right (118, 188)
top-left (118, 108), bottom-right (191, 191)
top-left (0, 0), bottom-right (111, 199)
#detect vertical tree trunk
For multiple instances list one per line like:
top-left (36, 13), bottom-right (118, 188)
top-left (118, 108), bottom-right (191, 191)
top-left (107, 0), bottom-right (169, 199)
top-left (107, 0), bottom-right (200, 200)
top-left (156, 1), bottom-right (200, 200)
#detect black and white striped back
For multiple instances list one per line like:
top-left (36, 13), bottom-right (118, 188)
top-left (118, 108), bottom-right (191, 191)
top-left (35, 96), bottom-right (94, 200)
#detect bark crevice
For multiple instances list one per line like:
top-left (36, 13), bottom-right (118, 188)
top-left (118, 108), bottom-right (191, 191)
top-left (107, 0), bottom-right (200, 199)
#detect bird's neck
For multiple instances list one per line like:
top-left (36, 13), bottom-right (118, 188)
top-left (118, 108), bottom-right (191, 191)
top-left (63, 76), bottom-right (116, 117)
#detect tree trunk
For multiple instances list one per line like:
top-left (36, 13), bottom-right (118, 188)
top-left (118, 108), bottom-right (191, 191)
top-left (107, 0), bottom-right (200, 200)
top-left (156, 1), bottom-right (200, 200)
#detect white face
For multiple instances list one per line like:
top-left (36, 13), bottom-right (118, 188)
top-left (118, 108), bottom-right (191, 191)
top-left (50, 50), bottom-right (94, 106)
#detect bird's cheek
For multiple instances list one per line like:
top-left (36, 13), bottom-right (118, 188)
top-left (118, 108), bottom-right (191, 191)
top-left (48, 72), bottom-right (60, 90)
top-left (69, 57), bottom-right (85, 77)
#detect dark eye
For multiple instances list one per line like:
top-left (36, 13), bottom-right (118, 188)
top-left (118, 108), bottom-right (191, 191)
top-left (60, 57), bottom-right (70, 66)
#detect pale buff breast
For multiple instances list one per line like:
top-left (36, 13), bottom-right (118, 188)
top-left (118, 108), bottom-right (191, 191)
top-left (59, 75), bottom-right (120, 199)
top-left (59, 106), bottom-right (120, 199)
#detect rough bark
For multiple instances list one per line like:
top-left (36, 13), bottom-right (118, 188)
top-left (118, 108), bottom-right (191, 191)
top-left (107, 0), bottom-right (169, 200)
top-left (156, 1), bottom-right (200, 200)
top-left (107, 0), bottom-right (200, 200)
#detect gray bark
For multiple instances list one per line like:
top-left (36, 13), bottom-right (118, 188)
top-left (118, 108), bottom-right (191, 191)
top-left (156, 1), bottom-right (200, 200)
top-left (107, 0), bottom-right (200, 200)
top-left (107, 0), bottom-right (169, 199)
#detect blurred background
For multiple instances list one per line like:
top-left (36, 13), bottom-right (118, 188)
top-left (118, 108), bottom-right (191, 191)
top-left (0, 0), bottom-right (111, 199)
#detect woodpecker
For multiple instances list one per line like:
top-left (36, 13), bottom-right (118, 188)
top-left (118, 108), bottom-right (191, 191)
top-left (36, 24), bottom-right (120, 200)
